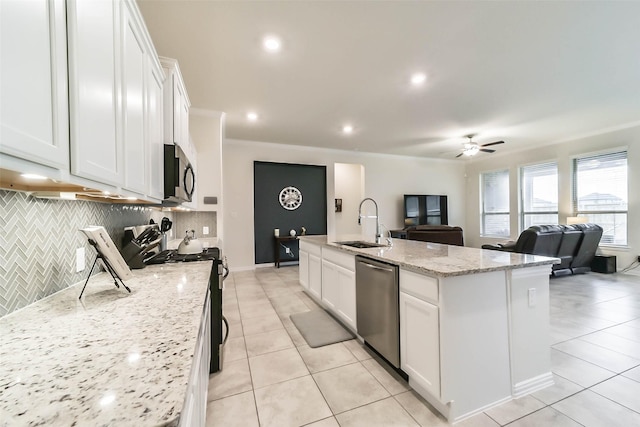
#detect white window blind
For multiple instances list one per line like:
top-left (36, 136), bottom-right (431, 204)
top-left (481, 169), bottom-right (510, 237)
top-left (520, 162), bottom-right (558, 230)
top-left (573, 150), bottom-right (628, 246)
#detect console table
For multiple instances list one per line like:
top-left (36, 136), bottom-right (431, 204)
top-left (274, 236), bottom-right (299, 268)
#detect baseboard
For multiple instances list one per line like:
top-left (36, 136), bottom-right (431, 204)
top-left (513, 372), bottom-right (554, 397)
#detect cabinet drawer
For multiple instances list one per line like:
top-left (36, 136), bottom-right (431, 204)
top-left (300, 240), bottom-right (322, 257)
top-left (322, 247), bottom-right (355, 271)
top-left (400, 269), bottom-right (438, 304)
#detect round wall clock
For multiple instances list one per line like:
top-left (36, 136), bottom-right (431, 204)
top-left (279, 186), bottom-right (302, 210)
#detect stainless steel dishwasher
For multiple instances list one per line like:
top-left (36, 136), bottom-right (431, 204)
top-left (355, 255), bottom-right (400, 368)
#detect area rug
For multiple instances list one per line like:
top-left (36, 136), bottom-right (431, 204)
top-left (290, 309), bottom-right (355, 348)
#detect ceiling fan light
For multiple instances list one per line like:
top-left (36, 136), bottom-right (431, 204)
top-left (463, 144), bottom-right (480, 156)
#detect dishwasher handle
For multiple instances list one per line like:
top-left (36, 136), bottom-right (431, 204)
top-left (358, 260), bottom-right (395, 273)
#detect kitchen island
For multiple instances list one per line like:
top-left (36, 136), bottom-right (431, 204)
top-left (0, 261), bottom-right (212, 426)
top-left (298, 235), bottom-right (558, 423)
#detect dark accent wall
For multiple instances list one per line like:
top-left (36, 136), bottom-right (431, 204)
top-left (254, 162), bottom-right (327, 264)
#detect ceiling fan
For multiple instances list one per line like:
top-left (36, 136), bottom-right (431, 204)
top-left (456, 134), bottom-right (504, 158)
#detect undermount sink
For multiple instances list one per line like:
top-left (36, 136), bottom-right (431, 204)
top-left (335, 241), bottom-right (387, 249)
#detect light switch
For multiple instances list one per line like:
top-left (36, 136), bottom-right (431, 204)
top-left (528, 288), bottom-right (536, 307)
top-left (76, 247), bottom-right (85, 272)
top-left (203, 226), bottom-right (209, 235)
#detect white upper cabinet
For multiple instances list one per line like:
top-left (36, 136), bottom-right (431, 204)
top-left (67, 0), bottom-right (122, 186)
top-left (146, 56), bottom-right (165, 201)
top-left (121, 0), bottom-right (147, 194)
top-left (160, 57), bottom-right (191, 149)
top-left (0, 0), bottom-right (69, 170)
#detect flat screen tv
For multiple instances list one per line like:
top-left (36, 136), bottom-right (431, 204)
top-left (404, 195), bottom-right (448, 227)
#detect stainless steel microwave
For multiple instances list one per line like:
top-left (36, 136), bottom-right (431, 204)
top-left (164, 144), bottom-right (195, 205)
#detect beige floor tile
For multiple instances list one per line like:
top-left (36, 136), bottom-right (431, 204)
top-left (335, 397), bottom-right (419, 426)
top-left (552, 389), bottom-right (640, 426)
top-left (249, 347), bottom-right (309, 389)
top-left (484, 395), bottom-right (546, 425)
top-left (394, 391), bottom-right (448, 426)
top-left (591, 375), bottom-right (640, 413)
top-left (313, 362), bottom-right (389, 414)
top-left (604, 323), bottom-right (640, 343)
top-left (623, 365), bottom-right (640, 382)
top-left (454, 412), bottom-right (500, 427)
top-left (244, 329), bottom-right (294, 357)
top-left (285, 324), bottom-right (308, 347)
top-left (361, 358), bottom-right (410, 395)
top-left (223, 336), bottom-right (247, 362)
top-left (297, 342), bottom-right (357, 373)
top-left (205, 390), bottom-right (258, 427)
top-left (254, 376), bottom-right (332, 427)
top-left (531, 374), bottom-right (583, 405)
top-left (506, 407), bottom-right (582, 427)
top-left (579, 330), bottom-right (640, 357)
top-left (342, 339), bottom-right (373, 361)
top-left (550, 348), bottom-right (616, 387)
top-left (241, 312), bottom-right (283, 336)
top-left (553, 338), bottom-right (640, 373)
top-left (226, 320), bottom-right (243, 339)
top-left (208, 358), bottom-right (252, 401)
top-left (304, 417), bottom-right (340, 427)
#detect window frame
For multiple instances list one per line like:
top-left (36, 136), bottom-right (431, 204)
top-left (572, 148), bottom-right (628, 247)
top-left (480, 168), bottom-right (511, 238)
top-left (519, 161), bottom-right (559, 232)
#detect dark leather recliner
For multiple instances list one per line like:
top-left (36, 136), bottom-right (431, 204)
top-left (406, 225), bottom-right (464, 246)
top-left (482, 224), bottom-right (603, 276)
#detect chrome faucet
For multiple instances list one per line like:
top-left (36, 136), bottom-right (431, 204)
top-left (358, 198), bottom-right (382, 244)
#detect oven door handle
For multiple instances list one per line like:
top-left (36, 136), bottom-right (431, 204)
top-left (222, 315), bottom-right (230, 344)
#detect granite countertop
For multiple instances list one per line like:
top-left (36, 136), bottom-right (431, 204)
top-left (0, 261), bottom-right (212, 426)
top-left (299, 234), bottom-right (558, 277)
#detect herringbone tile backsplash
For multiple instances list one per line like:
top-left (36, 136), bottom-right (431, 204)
top-left (0, 190), bottom-right (209, 317)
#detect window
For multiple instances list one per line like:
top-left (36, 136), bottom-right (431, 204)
top-left (573, 150), bottom-right (628, 246)
top-left (481, 169), bottom-right (510, 237)
top-left (520, 162), bottom-right (558, 230)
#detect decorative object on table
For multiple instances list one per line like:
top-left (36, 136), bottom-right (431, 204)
top-left (79, 226), bottom-right (133, 299)
top-left (274, 228), bottom-right (280, 237)
top-left (300, 226), bottom-right (307, 236)
top-left (290, 309), bottom-right (354, 348)
top-left (290, 229), bottom-right (296, 236)
top-left (335, 198), bottom-right (342, 212)
top-left (279, 186), bottom-right (302, 210)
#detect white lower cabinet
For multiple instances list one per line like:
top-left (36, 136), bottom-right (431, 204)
top-left (179, 290), bottom-right (211, 427)
top-left (320, 247), bottom-right (356, 331)
top-left (308, 253), bottom-right (322, 301)
top-left (400, 291), bottom-right (440, 398)
top-left (298, 250), bottom-right (309, 290)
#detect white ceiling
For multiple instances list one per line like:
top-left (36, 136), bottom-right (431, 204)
top-left (137, 0), bottom-right (640, 159)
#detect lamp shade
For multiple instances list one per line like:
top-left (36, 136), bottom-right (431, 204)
top-left (567, 216), bottom-right (588, 225)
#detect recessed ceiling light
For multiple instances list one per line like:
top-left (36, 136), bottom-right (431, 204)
top-left (342, 124), bottom-right (354, 134)
top-left (410, 72), bottom-right (427, 86)
top-left (263, 36), bottom-right (281, 52)
top-left (20, 173), bottom-right (47, 180)
top-left (247, 112), bottom-right (258, 122)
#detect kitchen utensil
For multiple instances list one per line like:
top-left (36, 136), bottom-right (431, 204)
top-left (178, 230), bottom-right (203, 255)
top-left (161, 217), bottom-right (172, 233)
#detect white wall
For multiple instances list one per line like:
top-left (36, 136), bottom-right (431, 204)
top-left (464, 124), bottom-right (640, 270)
top-left (334, 163), bottom-right (364, 235)
top-left (190, 109), bottom-right (225, 239)
top-left (223, 138), bottom-right (467, 269)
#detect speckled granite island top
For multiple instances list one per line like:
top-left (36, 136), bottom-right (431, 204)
top-left (300, 235), bottom-right (557, 277)
top-left (0, 261), bottom-right (212, 426)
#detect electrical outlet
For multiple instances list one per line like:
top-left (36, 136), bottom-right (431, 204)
top-left (203, 226), bottom-right (209, 235)
top-left (76, 247), bottom-right (85, 272)
top-left (528, 288), bottom-right (536, 307)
